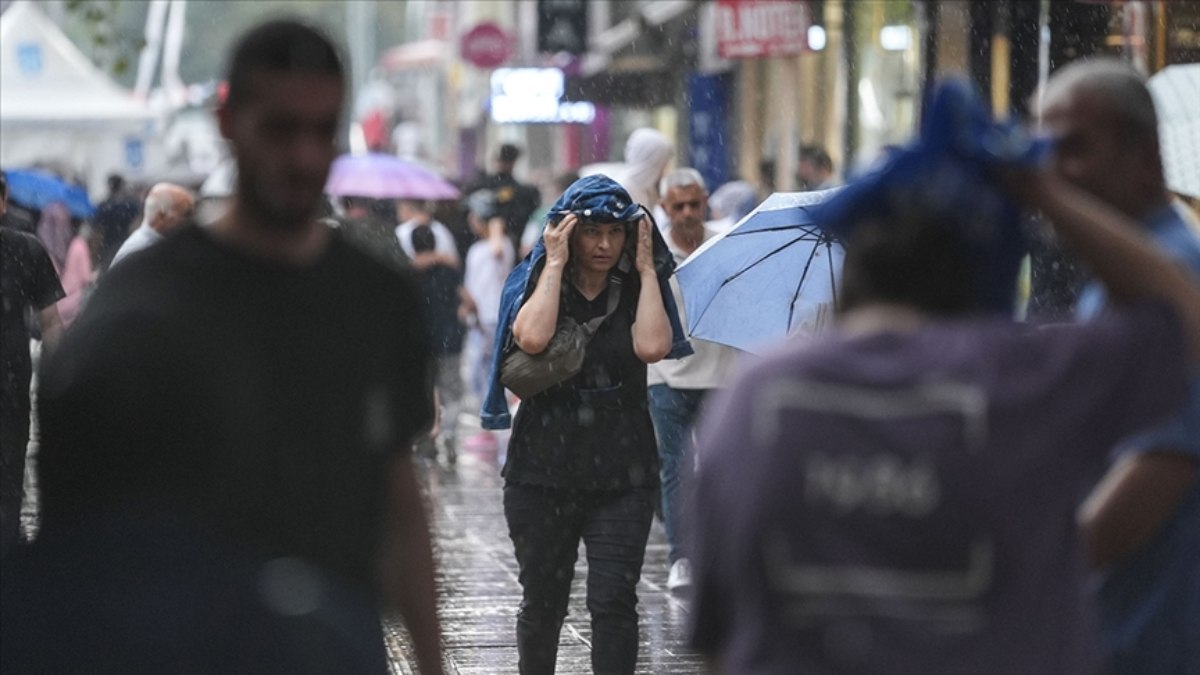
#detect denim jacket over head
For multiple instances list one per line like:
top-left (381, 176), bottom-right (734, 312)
top-left (480, 174), bottom-right (693, 430)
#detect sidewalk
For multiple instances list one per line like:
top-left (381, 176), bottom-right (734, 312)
top-left (385, 416), bottom-right (705, 674)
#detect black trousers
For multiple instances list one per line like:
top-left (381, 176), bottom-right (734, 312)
top-left (504, 483), bottom-right (655, 675)
top-left (0, 410), bottom-right (30, 557)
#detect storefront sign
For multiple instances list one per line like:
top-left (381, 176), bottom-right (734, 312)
top-left (461, 23), bottom-right (511, 69)
top-left (490, 68), bottom-right (595, 125)
top-left (716, 0), bottom-right (811, 59)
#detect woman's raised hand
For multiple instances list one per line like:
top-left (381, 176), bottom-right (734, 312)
top-left (544, 213), bottom-right (576, 269)
top-left (634, 216), bottom-right (655, 276)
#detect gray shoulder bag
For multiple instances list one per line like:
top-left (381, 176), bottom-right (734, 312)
top-left (499, 272), bottom-right (624, 399)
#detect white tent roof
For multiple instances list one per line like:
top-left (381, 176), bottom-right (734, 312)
top-left (0, 0), bottom-right (154, 125)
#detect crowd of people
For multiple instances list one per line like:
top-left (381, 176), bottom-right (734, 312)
top-left (0, 15), bottom-right (1197, 675)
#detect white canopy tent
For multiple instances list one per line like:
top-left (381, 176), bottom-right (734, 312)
top-left (0, 0), bottom-right (160, 198)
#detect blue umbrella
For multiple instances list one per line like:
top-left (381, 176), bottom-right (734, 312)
top-left (4, 168), bottom-right (95, 218)
top-left (675, 189), bottom-right (844, 354)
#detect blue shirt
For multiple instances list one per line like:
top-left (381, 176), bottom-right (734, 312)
top-left (1080, 202), bottom-right (1200, 674)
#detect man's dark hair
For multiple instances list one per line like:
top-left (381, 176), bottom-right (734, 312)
top-left (400, 198), bottom-right (432, 214)
top-left (411, 224), bottom-right (437, 254)
top-left (106, 173), bottom-right (125, 196)
top-left (225, 19), bottom-right (343, 108)
top-left (0, 170), bottom-right (7, 200)
top-left (800, 144), bottom-right (833, 172)
top-left (839, 208), bottom-right (983, 317)
top-left (498, 144), bottom-right (521, 165)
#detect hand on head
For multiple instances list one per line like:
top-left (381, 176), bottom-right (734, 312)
top-left (544, 213), bottom-right (576, 268)
top-left (634, 216), bottom-right (654, 276)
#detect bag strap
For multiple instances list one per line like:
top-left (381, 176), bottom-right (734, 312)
top-left (580, 271), bottom-right (622, 333)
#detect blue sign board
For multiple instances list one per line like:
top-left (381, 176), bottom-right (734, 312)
top-left (125, 138), bottom-right (145, 170)
top-left (17, 42), bottom-right (43, 76)
top-left (688, 73), bottom-right (732, 193)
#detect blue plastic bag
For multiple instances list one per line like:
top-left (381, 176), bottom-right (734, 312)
top-left (815, 79), bottom-right (1049, 313)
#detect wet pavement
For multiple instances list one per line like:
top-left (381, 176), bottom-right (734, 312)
top-left (383, 430), bottom-right (705, 674)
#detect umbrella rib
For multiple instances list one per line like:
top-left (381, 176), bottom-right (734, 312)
top-left (727, 224), bottom-right (825, 238)
top-left (720, 234), bottom-right (808, 287)
top-left (786, 239), bottom-right (823, 331)
top-left (826, 238), bottom-right (840, 312)
top-left (689, 233), bottom-right (808, 338)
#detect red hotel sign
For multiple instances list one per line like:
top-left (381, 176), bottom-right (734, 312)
top-left (717, 0), bottom-right (812, 59)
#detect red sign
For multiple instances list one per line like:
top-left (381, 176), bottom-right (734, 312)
top-left (428, 12), bottom-right (452, 41)
top-left (461, 23), bottom-right (512, 69)
top-left (716, 0), bottom-right (811, 59)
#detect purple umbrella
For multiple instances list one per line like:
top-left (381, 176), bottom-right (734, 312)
top-left (325, 153), bottom-right (460, 200)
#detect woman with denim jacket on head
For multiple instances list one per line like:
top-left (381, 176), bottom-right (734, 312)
top-left (499, 174), bottom-right (675, 675)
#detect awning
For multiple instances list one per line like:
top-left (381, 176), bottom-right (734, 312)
top-left (567, 1), bottom-right (696, 107)
top-left (580, 1), bottom-right (695, 77)
top-left (378, 39), bottom-right (450, 71)
top-left (565, 56), bottom-right (677, 107)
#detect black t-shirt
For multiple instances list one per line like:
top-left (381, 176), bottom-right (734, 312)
top-left (504, 276), bottom-right (658, 491)
top-left (416, 263), bottom-right (465, 357)
top-left (472, 172), bottom-right (540, 249)
top-left (37, 224), bottom-right (434, 590)
top-left (336, 215), bottom-right (410, 272)
top-left (1, 227), bottom-right (65, 412)
top-left (92, 196), bottom-right (141, 269)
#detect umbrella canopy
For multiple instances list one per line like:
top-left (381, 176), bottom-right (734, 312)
top-left (325, 153), bottom-right (460, 201)
top-left (3, 167), bottom-right (94, 218)
top-left (675, 189), bottom-right (844, 354)
top-left (1148, 64), bottom-right (1200, 200)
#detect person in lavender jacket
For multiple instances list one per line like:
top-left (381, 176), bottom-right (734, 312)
top-left (686, 81), bottom-right (1200, 675)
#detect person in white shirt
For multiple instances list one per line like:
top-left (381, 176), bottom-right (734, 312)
top-left (647, 168), bottom-right (741, 592)
top-left (395, 199), bottom-right (460, 268)
top-left (459, 190), bottom-right (515, 418)
top-left (109, 183), bottom-right (195, 268)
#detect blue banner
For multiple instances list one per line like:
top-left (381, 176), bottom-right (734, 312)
top-left (687, 73), bottom-right (732, 194)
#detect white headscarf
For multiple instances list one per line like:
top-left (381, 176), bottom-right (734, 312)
top-left (614, 128), bottom-right (674, 209)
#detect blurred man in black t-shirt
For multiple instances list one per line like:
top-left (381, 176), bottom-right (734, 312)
top-left (469, 144), bottom-right (539, 254)
top-left (91, 174), bottom-right (142, 271)
top-left (0, 171), bottom-right (64, 559)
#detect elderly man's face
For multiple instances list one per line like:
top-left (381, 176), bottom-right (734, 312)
top-left (662, 184), bottom-right (707, 231)
top-left (1040, 89), bottom-right (1129, 208)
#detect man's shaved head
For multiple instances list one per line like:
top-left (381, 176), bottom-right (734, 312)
top-left (143, 183), bottom-right (195, 234)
